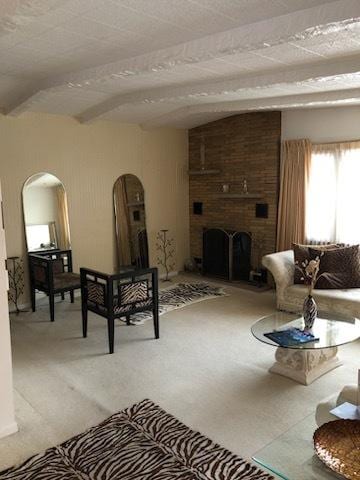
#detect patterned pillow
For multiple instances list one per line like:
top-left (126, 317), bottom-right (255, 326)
top-left (309, 244), bottom-right (360, 289)
top-left (119, 280), bottom-right (149, 305)
top-left (293, 243), bottom-right (341, 284)
top-left (87, 281), bottom-right (106, 306)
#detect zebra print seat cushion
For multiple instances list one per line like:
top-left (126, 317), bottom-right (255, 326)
top-left (113, 298), bottom-right (153, 314)
top-left (0, 399), bottom-right (272, 480)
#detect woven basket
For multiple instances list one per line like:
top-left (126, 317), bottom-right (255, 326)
top-left (314, 419), bottom-right (360, 479)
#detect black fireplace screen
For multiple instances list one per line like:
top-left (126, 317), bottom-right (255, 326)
top-left (202, 228), bottom-right (251, 281)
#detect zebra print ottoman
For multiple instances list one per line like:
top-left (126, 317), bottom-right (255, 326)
top-left (0, 399), bottom-right (273, 479)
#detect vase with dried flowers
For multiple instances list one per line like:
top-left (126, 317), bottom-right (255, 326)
top-left (295, 252), bottom-right (327, 330)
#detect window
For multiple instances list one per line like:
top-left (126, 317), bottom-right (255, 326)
top-left (26, 224), bottom-right (51, 251)
top-left (306, 143), bottom-right (360, 244)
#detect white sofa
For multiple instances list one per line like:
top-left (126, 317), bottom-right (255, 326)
top-left (315, 384), bottom-right (359, 426)
top-left (262, 249), bottom-right (360, 318)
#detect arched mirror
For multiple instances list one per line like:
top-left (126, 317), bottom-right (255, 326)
top-left (23, 172), bottom-right (71, 252)
top-left (114, 174), bottom-right (149, 270)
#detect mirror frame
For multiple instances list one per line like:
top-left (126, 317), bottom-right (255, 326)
top-left (113, 174), bottom-right (149, 270)
top-left (22, 172), bottom-right (70, 253)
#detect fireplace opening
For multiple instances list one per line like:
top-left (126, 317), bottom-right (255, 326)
top-left (202, 228), bottom-right (251, 281)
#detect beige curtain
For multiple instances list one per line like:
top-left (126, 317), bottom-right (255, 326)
top-left (276, 139), bottom-right (312, 251)
top-left (114, 177), bottom-right (132, 267)
top-left (49, 222), bottom-right (57, 245)
top-left (56, 186), bottom-right (71, 250)
top-left (313, 140), bottom-right (360, 154)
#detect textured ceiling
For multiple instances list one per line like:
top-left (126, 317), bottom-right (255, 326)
top-left (0, 0), bottom-right (360, 127)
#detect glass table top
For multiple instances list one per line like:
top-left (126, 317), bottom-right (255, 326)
top-left (252, 413), bottom-right (340, 480)
top-left (251, 311), bottom-right (360, 350)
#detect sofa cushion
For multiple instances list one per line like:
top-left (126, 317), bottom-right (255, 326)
top-left (293, 243), bottom-right (341, 284)
top-left (309, 244), bottom-right (360, 289)
top-left (284, 284), bottom-right (360, 318)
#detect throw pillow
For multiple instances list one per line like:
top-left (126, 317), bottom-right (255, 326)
top-left (309, 244), bottom-right (360, 289)
top-left (293, 243), bottom-right (340, 284)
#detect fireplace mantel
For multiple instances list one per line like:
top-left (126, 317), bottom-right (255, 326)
top-left (216, 193), bottom-right (262, 199)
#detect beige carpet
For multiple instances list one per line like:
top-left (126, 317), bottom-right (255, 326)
top-left (0, 274), bottom-right (359, 473)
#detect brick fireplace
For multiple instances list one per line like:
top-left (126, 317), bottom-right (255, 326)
top-left (189, 111), bottom-right (281, 275)
top-left (203, 228), bottom-right (251, 281)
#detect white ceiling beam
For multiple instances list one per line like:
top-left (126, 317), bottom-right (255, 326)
top-left (142, 88), bottom-right (360, 128)
top-left (0, 0), bottom-right (64, 27)
top-left (3, 85), bottom-right (45, 116)
top-left (4, 0), bottom-right (360, 116)
top-left (49, 0), bottom-right (360, 87)
top-left (76, 54), bottom-right (360, 123)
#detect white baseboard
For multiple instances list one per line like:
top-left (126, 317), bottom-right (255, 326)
top-left (0, 421), bottom-right (18, 439)
top-left (9, 302), bottom-right (30, 313)
top-left (8, 290), bottom-right (81, 313)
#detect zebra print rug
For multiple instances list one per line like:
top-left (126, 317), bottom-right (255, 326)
top-left (126, 282), bottom-right (228, 325)
top-left (0, 399), bottom-right (272, 480)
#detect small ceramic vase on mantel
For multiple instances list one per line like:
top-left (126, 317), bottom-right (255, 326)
top-left (303, 294), bottom-right (317, 330)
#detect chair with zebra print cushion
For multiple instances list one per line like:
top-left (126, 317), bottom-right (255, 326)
top-left (80, 266), bottom-right (159, 353)
top-left (29, 249), bottom-right (81, 322)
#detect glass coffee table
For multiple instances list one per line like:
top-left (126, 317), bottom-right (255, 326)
top-left (252, 412), bottom-right (339, 479)
top-left (251, 311), bottom-right (360, 385)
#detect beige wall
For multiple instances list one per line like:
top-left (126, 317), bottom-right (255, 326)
top-left (282, 106), bottom-right (360, 143)
top-left (0, 113), bottom-right (189, 303)
top-left (0, 183), bottom-right (17, 438)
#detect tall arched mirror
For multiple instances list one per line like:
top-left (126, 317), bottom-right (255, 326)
top-left (23, 172), bottom-right (71, 252)
top-left (114, 174), bottom-right (149, 270)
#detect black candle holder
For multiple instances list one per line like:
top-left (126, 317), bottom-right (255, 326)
top-left (7, 256), bottom-right (26, 314)
top-left (156, 230), bottom-right (175, 282)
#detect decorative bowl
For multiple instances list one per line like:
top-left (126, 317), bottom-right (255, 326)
top-left (314, 419), bottom-right (360, 479)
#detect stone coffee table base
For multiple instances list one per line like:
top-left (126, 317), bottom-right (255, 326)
top-left (269, 346), bottom-right (342, 385)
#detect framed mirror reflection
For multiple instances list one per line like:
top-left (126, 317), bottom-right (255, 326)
top-left (22, 172), bottom-right (71, 252)
top-left (114, 174), bottom-right (149, 270)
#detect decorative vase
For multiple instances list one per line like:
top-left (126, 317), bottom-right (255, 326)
top-left (243, 179), bottom-right (248, 194)
top-left (303, 294), bottom-right (317, 330)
